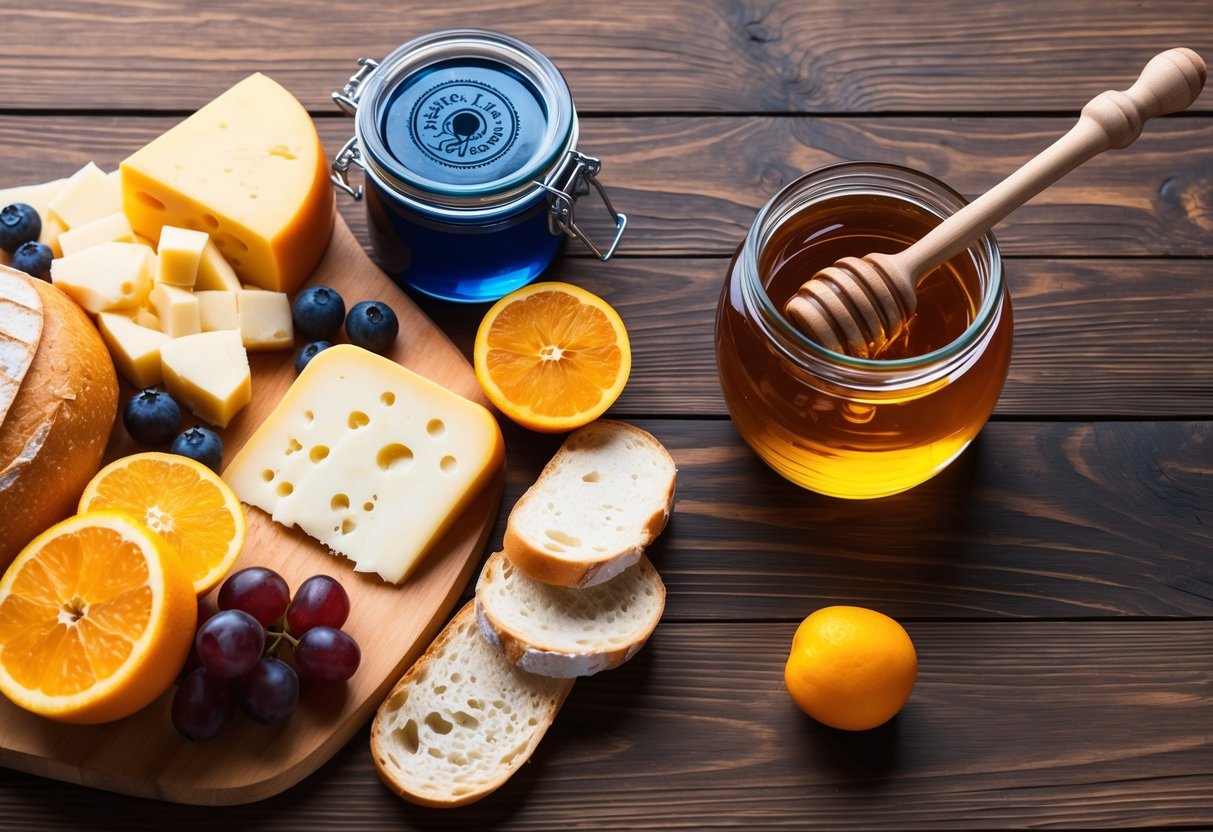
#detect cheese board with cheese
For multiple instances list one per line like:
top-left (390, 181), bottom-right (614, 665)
top-left (0, 212), bottom-right (504, 805)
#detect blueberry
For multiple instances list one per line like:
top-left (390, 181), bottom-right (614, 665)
top-left (10, 241), bottom-right (53, 281)
top-left (0, 204), bottom-right (42, 254)
top-left (171, 426), bottom-right (224, 471)
top-left (291, 286), bottom-right (345, 341)
top-left (123, 388), bottom-right (181, 446)
top-left (295, 340), bottom-right (332, 374)
top-left (345, 300), bottom-right (399, 354)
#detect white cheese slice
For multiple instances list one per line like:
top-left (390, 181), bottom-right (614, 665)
top-left (222, 344), bottom-right (504, 584)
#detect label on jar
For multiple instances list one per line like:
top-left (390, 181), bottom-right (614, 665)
top-left (409, 78), bottom-right (520, 170)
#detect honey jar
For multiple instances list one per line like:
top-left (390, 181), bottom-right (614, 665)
top-left (330, 29), bottom-right (626, 302)
top-left (715, 163), bottom-right (1013, 498)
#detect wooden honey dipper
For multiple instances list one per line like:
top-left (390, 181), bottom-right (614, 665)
top-left (784, 47), bottom-right (1207, 358)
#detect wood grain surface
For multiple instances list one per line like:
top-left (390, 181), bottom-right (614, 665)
top-left (2, 0), bottom-right (1212, 827)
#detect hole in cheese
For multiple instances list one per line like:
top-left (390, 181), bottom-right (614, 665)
top-left (427, 419), bottom-right (445, 437)
top-left (120, 281), bottom-right (134, 296)
top-left (377, 443), bottom-right (414, 472)
top-left (202, 213), bottom-right (219, 231)
top-left (341, 518), bottom-right (356, 535)
top-left (363, 501), bottom-right (374, 512)
top-left (380, 391), bottom-right (396, 407)
top-left (440, 455), bottom-right (457, 473)
top-left (277, 482), bottom-right (294, 497)
top-left (310, 445), bottom-right (329, 463)
top-left (261, 469), bottom-right (274, 482)
top-left (331, 493), bottom-right (349, 511)
top-left (582, 470), bottom-right (601, 483)
top-left (135, 191), bottom-right (166, 211)
top-left (348, 411), bottom-right (370, 429)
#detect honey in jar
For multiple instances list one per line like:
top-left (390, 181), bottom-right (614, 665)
top-left (715, 163), bottom-right (1013, 498)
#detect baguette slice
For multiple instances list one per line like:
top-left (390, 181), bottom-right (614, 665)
top-left (477, 549), bottom-right (665, 678)
top-left (504, 420), bottom-right (676, 587)
top-left (371, 601), bottom-right (574, 808)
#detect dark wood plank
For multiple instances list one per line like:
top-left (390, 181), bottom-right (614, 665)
top-left (3, 115), bottom-right (1211, 258)
top-left (470, 420), bottom-right (1213, 621)
top-left (5, 1), bottom-right (1212, 113)
top-left (0, 621), bottom-right (1209, 829)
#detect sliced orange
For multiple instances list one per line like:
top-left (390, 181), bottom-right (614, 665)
top-left (0, 511), bottom-right (197, 723)
top-left (474, 282), bottom-right (631, 433)
top-left (79, 452), bottom-right (246, 596)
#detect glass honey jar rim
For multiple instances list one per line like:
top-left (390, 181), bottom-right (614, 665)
top-left (740, 161), bottom-right (1005, 387)
top-left (353, 29), bottom-right (577, 211)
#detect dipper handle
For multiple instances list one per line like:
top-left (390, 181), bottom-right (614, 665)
top-left (785, 48), bottom-right (1207, 357)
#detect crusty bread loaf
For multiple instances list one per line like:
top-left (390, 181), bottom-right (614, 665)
top-left (371, 601), bottom-right (574, 808)
top-left (503, 420), bottom-right (676, 588)
top-left (0, 269), bottom-right (118, 567)
top-left (476, 549), bottom-right (665, 678)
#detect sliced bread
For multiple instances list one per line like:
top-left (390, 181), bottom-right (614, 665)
top-left (476, 549), bottom-right (665, 678)
top-left (371, 601), bottom-right (574, 808)
top-left (503, 420), bottom-right (676, 588)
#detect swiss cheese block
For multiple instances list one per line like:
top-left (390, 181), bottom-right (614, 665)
top-left (160, 330), bottom-right (251, 428)
top-left (223, 345), bottom-right (505, 584)
top-left (97, 312), bottom-right (170, 388)
top-left (50, 241), bottom-right (154, 314)
top-left (120, 73), bottom-right (335, 294)
top-left (236, 289), bottom-right (292, 350)
top-left (57, 211), bottom-right (137, 257)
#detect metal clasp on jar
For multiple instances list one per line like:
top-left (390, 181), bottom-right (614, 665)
top-left (536, 151), bottom-right (627, 261)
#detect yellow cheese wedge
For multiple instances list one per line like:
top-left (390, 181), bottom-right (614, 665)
top-left (160, 330), bottom-right (251, 428)
top-left (155, 225), bottom-right (208, 288)
top-left (236, 289), bottom-right (293, 351)
top-left (149, 283), bottom-right (201, 338)
top-left (120, 73), bottom-right (335, 294)
top-left (0, 268), bottom-right (44, 427)
top-left (57, 211), bottom-right (136, 257)
top-left (194, 239), bottom-right (242, 292)
top-left (48, 162), bottom-right (122, 229)
top-left (196, 290), bottom-right (239, 331)
top-left (223, 345), bottom-right (505, 584)
top-left (96, 312), bottom-right (170, 388)
top-left (50, 242), bottom-right (154, 314)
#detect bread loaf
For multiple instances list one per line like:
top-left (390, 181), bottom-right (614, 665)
top-left (503, 420), bottom-right (676, 587)
top-left (476, 549), bottom-right (665, 677)
top-left (0, 267), bottom-right (118, 567)
top-left (371, 601), bottom-right (573, 807)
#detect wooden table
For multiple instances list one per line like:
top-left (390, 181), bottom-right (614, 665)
top-left (2, 2), bottom-right (1212, 828)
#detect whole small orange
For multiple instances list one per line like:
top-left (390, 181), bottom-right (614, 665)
top-left (784, 605), bottom-right (917, 731)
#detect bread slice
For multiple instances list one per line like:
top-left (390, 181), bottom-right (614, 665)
top-left (371, 601), bottom-right (574, 808)
top-left (476, 549), bottom-right (665, 678)
top-left (503, 420), bottom-right (676, 587)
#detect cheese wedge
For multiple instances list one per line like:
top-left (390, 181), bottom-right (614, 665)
top-left (57, 211), bottom-right (137, 257)
top-left (0, 268), bottom-right (44, 427)
top-left (223, 345), bottom-right (505, 584)
top-left (160, 330), bottom-right (251, 428)
top-left (96, 312), bottom-right (170, 388)
top-left (48, 162), bottom-right (122, 229)
top-left (120, 73), bottom-right (335, 293)
top-left (195, 239), bottom-right (242, 292)
top-left (50, 242), bottom-right (154, 314)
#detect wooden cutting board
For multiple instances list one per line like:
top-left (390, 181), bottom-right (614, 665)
top-left (0, 215), bottom-right (504, 805)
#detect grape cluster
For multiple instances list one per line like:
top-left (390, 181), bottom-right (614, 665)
top-left (171, 567), bottom-right (360, 742)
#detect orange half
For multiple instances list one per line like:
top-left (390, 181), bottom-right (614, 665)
top-left (0, 511), bottom-right (197, 723)
top-left (79, 452), bottom-right (246, 596)
top-left (474, 282), bottom-right (631, 433)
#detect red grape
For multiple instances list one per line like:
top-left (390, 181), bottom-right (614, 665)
top-left (218, 567), bottom-right (290, 627)
top-left (294, 626), bottom-right (360, 682)
top-left (196, 609), bottom-right (265, 678)
top-left (286, 575), bottom-right (351, 635)
top-left (239, 658), bottom-right (300, 725)
top-left (171, 667), bottom-right (234, 742)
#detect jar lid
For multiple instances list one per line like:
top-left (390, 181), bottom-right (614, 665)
top-left (354, 29), bottom-right (576, 208)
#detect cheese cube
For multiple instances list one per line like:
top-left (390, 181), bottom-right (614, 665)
top-left (194, 239), bottom-right (242, 291)
top-left (51, 242), bottom-right (154, 314)
top-left (149, 283), bottom-right (201, 338)
top-left (120, 73), bottom-right (335, 293)
top-left (48, 162), bottom-right (122, 229)
top-left (160, 330), bottom-right (251, 427)
top-left (236, 289), bottom-right (293, 350)
top-left (223, 345), bottom-right (505, 584)
top-left (97, 312), bottom-right (170, 388)
top-left (57, 212), bottom-right (137, 257)
top-left (196, 290), bottom-right (240, 331)
top-left (155, 225), bottom-right (209, 288)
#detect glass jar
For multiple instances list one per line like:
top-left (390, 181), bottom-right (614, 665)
top-left (330, 29), bottom-right (626, 302)
top-left (715, 163), bottom-right (1013, 499)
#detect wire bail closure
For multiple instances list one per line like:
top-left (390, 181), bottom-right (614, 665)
top-left (537, 151), bottom-right (627, 261)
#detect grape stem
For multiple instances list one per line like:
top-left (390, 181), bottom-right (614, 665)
top-left (265, 627), bottom-right (299, 657)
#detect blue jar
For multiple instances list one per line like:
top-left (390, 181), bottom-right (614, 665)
top-left (331, 30), bottom-right (626, 302)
